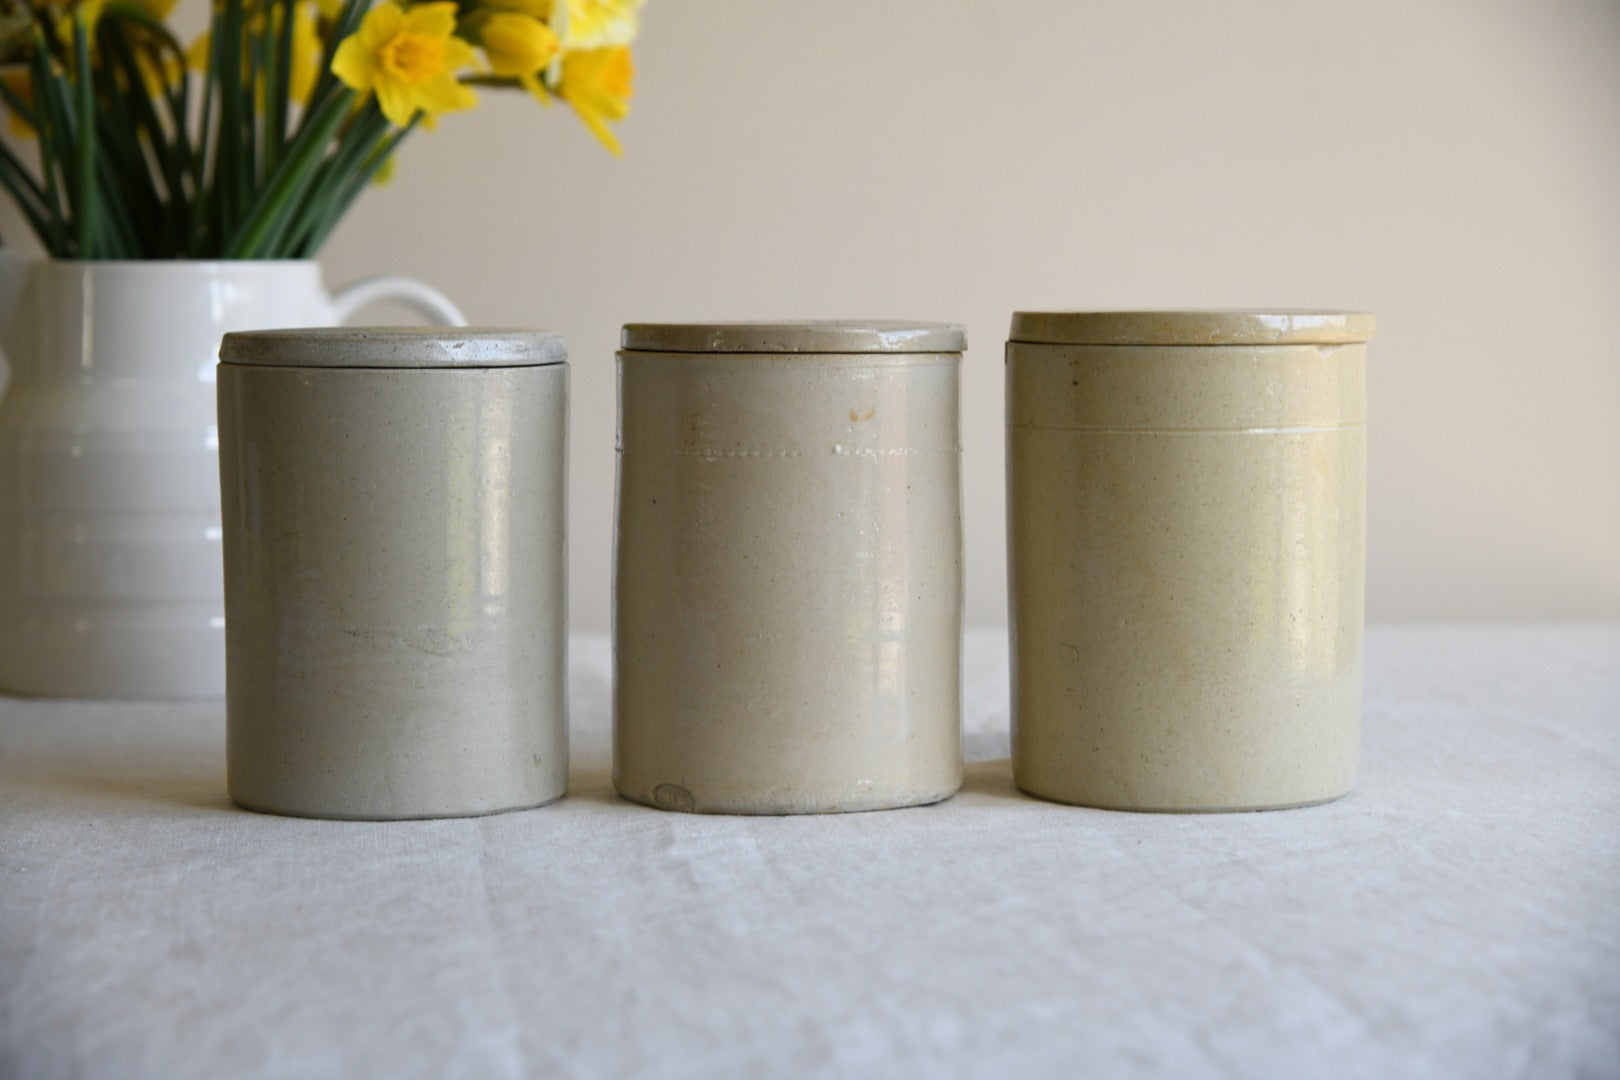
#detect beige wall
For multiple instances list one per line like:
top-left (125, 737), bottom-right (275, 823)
top-left (321, 0), bottom-right (1620, 629)
top-left (28, 0), bottom-right (1620, 629)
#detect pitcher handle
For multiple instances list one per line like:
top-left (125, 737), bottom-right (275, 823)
top-left (329, 275), bottom-right (467, 326)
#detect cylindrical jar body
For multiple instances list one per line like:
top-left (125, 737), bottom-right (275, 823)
top-left (217, 328), bottom-right (568, 820)
top-left (1006, 312), bottom-right (1373, 812)
top-left (614, 322), bottom-right (965, 814)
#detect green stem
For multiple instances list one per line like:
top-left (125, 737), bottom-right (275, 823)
top-left (0, 142), bottom-right (56, 242)
top-left (28, 31), bottom-right (68, 255)
top-left (217, 0), bottom-right (244, 235)
top-left (224, 87), bottom-right (355, 258)
top-left (299, 116), bottom-right (418, 257)
top-left (304, 0), bottom-right (367, 117)
top-left (283, 103), bottom-right (387, 250)
top-left (73, 15), bottom-right (96, 257)
top-left (266, 0), bottom-right (295, 171)
top-left (0, 76), bottom-right (39, 134)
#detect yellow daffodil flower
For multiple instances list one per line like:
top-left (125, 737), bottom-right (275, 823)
top-left (331, 1), bottom-right (477, 129)
top-left (473, 11), bottom-right (557, 83)
top-left (557, 0), bottom-right (642, 50)
top-left (559, 43), bottom-right (630, 155)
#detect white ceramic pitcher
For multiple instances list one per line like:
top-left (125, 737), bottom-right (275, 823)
top-left (0, 257), bottom-right (464, 699)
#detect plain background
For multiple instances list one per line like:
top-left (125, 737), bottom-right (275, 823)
top-left (13, 0), bottom-right (1620, 630)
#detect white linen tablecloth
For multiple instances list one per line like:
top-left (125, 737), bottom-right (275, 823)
top-left (2, 626), bottom-right (1617, 1079)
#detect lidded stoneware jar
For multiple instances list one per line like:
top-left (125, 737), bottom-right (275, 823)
top-left (217, 328), bottom-right (568, 820)
top-left (1006, 311), bottom-right (1374, 812)
top-left (614, 321), bottom-right (966, 814)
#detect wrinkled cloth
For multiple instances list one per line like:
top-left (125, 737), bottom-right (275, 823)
top-left (2, 626), bottom-right (1617, 1079)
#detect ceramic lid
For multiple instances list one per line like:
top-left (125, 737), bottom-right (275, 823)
top-left (620, 320), bottom-right (966, 354)
top-left (219, 327), bottom-right (567, 368)
top-left (1008, 310), bottom-right (1375, 346)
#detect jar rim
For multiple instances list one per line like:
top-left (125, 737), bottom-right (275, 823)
top-left (1009, 310), bottom-right (1374, 347)
top-left (219, 327), bottom-right (567, 369)
top-left (620, 320), bottom-right (966, 355)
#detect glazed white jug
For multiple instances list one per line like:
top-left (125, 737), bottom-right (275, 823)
top-left (0, 258), bottom-right (464, 699)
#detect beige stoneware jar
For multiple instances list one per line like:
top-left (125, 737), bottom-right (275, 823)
top-left (217, 328), bottom-right (568, 820)
top-left (1006, 311), bottom-right (1374, 812)
top-left (614, 321), bottom-right (965, 814)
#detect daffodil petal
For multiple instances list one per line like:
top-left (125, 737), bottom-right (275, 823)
top-left (330, 35), bottom-right (377, 90)
top-left (416, 71), bottom-right (476, 116)
top-left (374, 76), bottom-right (416, 127)
top-left (402, 2), bottom-right (459, 40)
top-left (359, 2), bottom-right (403, 49)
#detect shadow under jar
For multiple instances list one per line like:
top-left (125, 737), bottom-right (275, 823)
top-left (217, 328), bottom-right (569, 820)
top-left (614, 321), bottom-right (966, 815)
top-left (1006, 311), bottom-right (1374, 812)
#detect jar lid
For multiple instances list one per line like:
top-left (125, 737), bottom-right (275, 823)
top-left (219, 327), bottom-right (567, 368)
top-left (1008, 310), bottom-right (1375, 346)
top-left (620, 320), bottom-right (966, 354)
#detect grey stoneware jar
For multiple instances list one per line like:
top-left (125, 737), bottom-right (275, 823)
top-left (217, 327), bottom-right (568, 820)
top-left (614, 321), bottom-right (966, 815)
top-left (1006, 311), bottom-right (1374, 812)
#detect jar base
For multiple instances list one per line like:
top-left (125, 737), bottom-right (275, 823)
top-left (613, 779), bottom-right (962, 816)
top-left (1013, 782), bottom-right (1352, 814)
top-left (228, 788), bottom-right (566, 822)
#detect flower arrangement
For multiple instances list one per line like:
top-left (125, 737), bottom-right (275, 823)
top-left (0, 0), bottom-right (641, 259)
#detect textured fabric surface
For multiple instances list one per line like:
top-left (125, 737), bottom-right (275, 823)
top-left (2, 626), bottom-right (1617, 1078)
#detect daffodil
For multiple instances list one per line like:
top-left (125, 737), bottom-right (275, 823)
top-left (469, 10), bottom-right (557, 87)
top-left (331, 1), bottom-right (477, 128)
top-left (558, 43), bottom-right (630, 155)
top-left (556, 0), bottom-right (642, 50)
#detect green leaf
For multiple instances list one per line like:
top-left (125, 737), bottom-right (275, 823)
top-left (266, 0), bottom-right (295, 172)
top-left (224, 86), bottom-right (355, 258)
top-left (73, 14), bottom-right (96, 257)
top-left (283, 101), bottom-right (387, 252)
top-left (299, 115), bottom-right (418, 257)
top-left (31, 28), bottom-right (79, 256)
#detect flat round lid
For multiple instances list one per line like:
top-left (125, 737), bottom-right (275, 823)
top-left (620, 320), bottom-right (966, 354)
top-left (1009, 310), bottom-right (1375, 346)
top-left (219, 327), bottom-right (567, 368)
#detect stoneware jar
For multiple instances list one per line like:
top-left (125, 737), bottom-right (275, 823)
top-left (614, 321), bottom-right (965, 814)
top-left (1006, 311), bottom-right (1374, 812)
top-left (217, 327), bottom-right (568, 820)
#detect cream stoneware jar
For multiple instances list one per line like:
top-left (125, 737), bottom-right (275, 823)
top-left (218, 328), bottom-right (568, 820)
top-left (1006, 311), bottom-right (1374, 812)
top-left (614, 321), bottom-right (965, 815)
